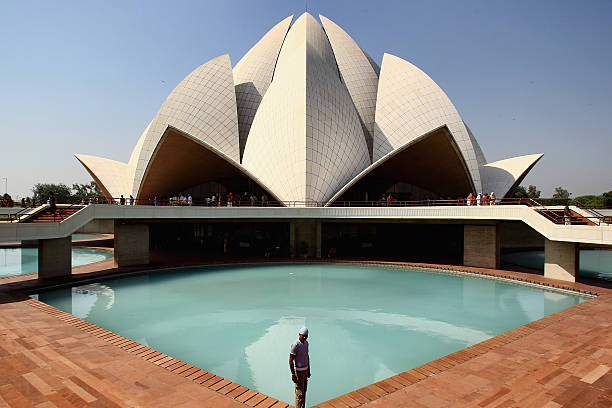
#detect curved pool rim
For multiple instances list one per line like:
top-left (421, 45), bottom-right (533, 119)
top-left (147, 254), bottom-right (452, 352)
top-left (22, 260), bottom-right (599, 407)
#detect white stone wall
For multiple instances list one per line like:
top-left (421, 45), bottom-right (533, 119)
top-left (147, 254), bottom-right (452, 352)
top-left (133, 54), bottom-right (239, 197)
top-left (373, 53), bottom-right (483, 192)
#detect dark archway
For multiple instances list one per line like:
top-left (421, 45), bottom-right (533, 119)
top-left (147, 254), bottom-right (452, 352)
top-left (137, 126), bottom-right (279, 203)
top-left (330, 126), bottom-right (475, 203)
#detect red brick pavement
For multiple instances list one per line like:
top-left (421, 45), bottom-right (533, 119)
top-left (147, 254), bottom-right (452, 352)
top-left (0, 256), bottom-right (610, 407)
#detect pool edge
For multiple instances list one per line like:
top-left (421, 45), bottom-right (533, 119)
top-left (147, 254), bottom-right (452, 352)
top-left (16, 259), bottom-right (609, 407)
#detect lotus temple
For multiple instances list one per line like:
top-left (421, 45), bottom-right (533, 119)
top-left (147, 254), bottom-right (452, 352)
top-left (1, 13), bottom-right (611, 408)
top-left (75, 13), bottom-right (542, 206)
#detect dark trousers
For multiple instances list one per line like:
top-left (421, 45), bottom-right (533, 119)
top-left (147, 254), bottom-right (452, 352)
top-left (295, 370), bottom-right (308, 408)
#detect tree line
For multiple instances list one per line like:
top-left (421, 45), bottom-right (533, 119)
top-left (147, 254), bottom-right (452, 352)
top-left (0, 182), bottom-right (106, 207)
top-left (513, 185), bottom-right (612, 207)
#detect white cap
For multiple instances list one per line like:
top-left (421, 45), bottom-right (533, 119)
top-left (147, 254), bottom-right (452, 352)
top-left (299, 326), bottom-right (308, 336)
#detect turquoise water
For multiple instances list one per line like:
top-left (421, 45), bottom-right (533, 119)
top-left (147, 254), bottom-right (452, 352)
top-left (72, 234), bottom-right (106, 241)
top-left (33, 263), bottom-right (587, 406)
top-left (0, 248), bottom-right (112, 277)
top-left (502, 250), bottom-right (612, 280)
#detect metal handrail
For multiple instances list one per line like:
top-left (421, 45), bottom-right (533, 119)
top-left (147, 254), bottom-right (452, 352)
top-left (104, 196), bottom-right (533, 208)
top-left (8, 206), bottom-right (32, 223)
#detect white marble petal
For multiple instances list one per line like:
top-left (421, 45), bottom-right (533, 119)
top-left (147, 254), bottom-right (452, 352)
top-left (242, 13), bottom-right (370, 205)
top-left (233, 15), bottom-right (293, 161)
top-left (74, 154), bottom-right (132, 201)
top-left (320, 14), bottom-right (379, 160)
top-left (374, 53), bottom-right (482, 192)
top-left (481, 153), bottom-right (544, 198)
top-left (133, 54), bottom-right (239, 197)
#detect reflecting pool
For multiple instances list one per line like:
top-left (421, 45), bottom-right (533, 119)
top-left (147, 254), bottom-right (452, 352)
top-left (32, 263), bottom-right (588, 406)
top-left (0, 248), bottom-right (112, 277)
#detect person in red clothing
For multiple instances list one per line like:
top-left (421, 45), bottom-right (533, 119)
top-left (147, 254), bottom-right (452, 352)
top-left (227, 192), bottom-right (233, 207)
top-left (386, 193), bottom-right (392, 207)
top-left (483, 193), bottom-right (489, 206)
top-left (466, 192), bottom-right (474, 206)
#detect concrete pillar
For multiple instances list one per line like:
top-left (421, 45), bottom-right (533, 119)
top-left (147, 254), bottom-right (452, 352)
top-left (463, 225), bottom-right (499, 269)
top-left (290, 219), bottom-right (321, 259)
top-left (38, 237), bottom-right (72, 279)
top-left (544, 239), bottom-right (578, 282)
top-left (114, 222), bottom-right (149, 267)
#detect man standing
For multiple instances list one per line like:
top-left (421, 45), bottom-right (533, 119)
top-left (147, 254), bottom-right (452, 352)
top-left (289, 327), bottom-right (310, 408)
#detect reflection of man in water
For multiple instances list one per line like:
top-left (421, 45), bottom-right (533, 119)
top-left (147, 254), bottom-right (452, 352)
top-left (289, 326), bottom-right (310, 408)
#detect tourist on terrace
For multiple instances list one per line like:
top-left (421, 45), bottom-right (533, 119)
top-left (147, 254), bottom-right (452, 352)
top-left (120, 195), bottom-right (125, 205)
top-left (129, 195), bottom-right (134, 205)
top-left (483, 193), bottom-right (489, 206)
top-left (289, 326), bottom-right (311, 408)
top-left (187, 194), bottom-right (193, 206)
top-left (466, 192), bottom-right (474, 206)
top-left (48, 192), bottom-right (57, 214)
top-left (490, 192), bottom-right (496, 205)
top-left (227, 192), bottom-right (233, 207)
top-left (476, 193), bottom-right (482, 206)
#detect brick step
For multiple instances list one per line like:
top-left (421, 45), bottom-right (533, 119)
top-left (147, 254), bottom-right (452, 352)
top-left (23, 207), bottom-right (83, 223)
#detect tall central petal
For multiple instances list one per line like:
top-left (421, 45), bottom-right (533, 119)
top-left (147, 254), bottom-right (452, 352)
top-left (242, 13), bottom-right (370, 205)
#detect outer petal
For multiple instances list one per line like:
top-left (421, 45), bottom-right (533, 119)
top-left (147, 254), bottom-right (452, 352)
top-left (133, 54), bottom-right (239, 197)
top-left (242, 13), bottom-right (370, 205)
top-left (233, 15), bottom-right (293, 161)
top-left (481, 153), bottom-right (544, 199)
top-left (74, 154), bottom-right (132, 201)
top-left (76, 122), bottom-right (150, 201)
top-left (374, 53), bottom-right (482, 192)
top-left (320, 14), bottom-right (379, 160)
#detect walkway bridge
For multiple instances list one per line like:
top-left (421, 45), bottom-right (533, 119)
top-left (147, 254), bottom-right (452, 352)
top-left (1, 200), bottom-right (610, 283)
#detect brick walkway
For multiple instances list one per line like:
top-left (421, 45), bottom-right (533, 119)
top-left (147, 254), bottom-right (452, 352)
top-left (0, 257), bottom-right (610, 407)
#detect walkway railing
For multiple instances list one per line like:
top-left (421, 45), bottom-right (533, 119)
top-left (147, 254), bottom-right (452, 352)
top-left (8, 196), bottom-right (608, 226)
top-left (105, 196), bottom-right (533, 208)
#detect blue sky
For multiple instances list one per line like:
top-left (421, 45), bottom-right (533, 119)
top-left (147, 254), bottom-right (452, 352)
top-left (1, 0), bottom-right (610, 199)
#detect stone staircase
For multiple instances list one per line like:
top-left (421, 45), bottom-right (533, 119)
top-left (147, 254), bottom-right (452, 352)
top-left (24, 206), bottom-right (83, 223)
top-left (535, 209), bottom-right (594, 226)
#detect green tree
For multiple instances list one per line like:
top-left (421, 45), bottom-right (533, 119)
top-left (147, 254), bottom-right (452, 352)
top-left (603, 191), bottom-right (612, 207)
top-left (513, 186), bottom-right (528, 198)
top-left (573, 195), bottom-right (603, 207)
top-left (527, 185), bottom-right (541, 199)
top-left (552, 186), bottom-right (571, 199)
top-left (32, 183), bottom-right (72, 204)
top-left (71, 181), bottom-right (104, 203)
top-left (1, 193), bottom-right (14, 207)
